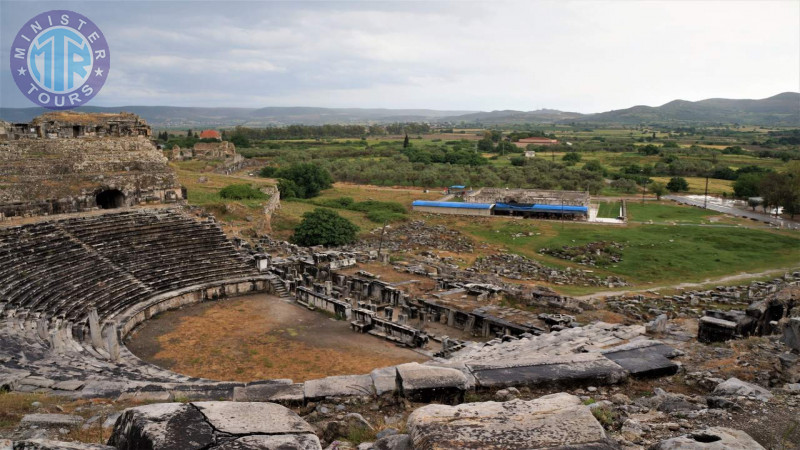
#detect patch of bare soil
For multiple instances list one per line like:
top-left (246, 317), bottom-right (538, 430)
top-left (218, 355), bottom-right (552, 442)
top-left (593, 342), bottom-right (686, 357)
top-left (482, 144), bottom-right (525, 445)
top-left (125, 294), bottom-right (427, 382)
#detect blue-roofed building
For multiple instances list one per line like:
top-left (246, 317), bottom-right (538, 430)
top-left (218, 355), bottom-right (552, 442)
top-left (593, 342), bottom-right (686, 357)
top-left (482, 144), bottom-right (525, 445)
top-left (412, 200), bottom-right (493, 216)
top-left (493, 202), bottom-right (589, 218)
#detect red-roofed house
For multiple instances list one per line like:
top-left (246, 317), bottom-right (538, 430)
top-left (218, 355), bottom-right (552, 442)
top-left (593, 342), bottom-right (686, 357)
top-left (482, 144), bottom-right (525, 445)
top-left (199, 129), bottom-right (222, 140)
top-left (514, 137), bottom-right (558, 148)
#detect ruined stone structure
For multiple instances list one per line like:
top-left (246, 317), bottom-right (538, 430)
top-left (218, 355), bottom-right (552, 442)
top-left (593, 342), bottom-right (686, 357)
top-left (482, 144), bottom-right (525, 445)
top-left (193, 141), bottom-right (237, 159)
top-left (5, 112), bottom-right (151, 140)
top-left (0, 209), bottom-right (274, 399)
top-left (0, 112), bottom-right (182, 218)
top-left (698, 285), bottom-right (798, 343)
top-left (464, 187), bottom-right (590, 207)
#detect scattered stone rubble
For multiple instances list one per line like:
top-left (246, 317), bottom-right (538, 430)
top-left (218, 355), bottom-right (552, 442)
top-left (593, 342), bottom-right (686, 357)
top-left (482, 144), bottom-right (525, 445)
top-left (606, 273), bottom-right (800, 322)
top-left (540, 240), bottom-right (624, 266)
top-left (364, 221), bottom-right (475, 253)
top-left (472, 252), bottom-right (628, 287)
top-left (698, 283), bottom-right (798, 343)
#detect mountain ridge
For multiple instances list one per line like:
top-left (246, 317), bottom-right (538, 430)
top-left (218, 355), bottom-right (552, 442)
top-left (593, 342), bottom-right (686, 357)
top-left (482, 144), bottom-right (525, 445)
top-left (1, 93), bottom-right (797, 127)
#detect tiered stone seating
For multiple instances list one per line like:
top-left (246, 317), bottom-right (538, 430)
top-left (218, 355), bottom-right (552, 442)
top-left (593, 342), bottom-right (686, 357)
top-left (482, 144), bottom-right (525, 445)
top-left (0, 209), bottom-right (260, 324)
top-left (0, 209), bottom-right (272, 397)
top-left (60, 210), bottom-right (257, 298)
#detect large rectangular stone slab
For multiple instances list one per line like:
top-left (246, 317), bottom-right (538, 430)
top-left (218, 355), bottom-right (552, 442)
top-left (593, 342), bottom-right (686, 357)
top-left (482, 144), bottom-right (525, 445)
top-left (303, 374), bottom-right (374, 401)
top-left (233, 383), bottom-right (304, 404)
top-left (20, 414), bottom-right (84, 427)
top-left (407, 393), bottom-right (615, 450)
top-left (602, 341), bottom-right (680, 378)
top-left (370, 366), bottom-right (398, 396)
top-left (467, 353), bottom-right (627, 388)
top-left (396, 362), bottom-right (466, 404)
top-left (193, 402), bottom-right (314, 435)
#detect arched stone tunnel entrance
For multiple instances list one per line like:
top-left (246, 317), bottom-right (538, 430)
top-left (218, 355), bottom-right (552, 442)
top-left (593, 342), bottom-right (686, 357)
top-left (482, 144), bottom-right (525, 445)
top-left (96, 189), bottom-right (125, 209)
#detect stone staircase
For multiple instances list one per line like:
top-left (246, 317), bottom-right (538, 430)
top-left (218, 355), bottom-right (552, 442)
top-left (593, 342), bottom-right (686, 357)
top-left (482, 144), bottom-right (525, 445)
top-left (270, 279), bottom-right (291, 298)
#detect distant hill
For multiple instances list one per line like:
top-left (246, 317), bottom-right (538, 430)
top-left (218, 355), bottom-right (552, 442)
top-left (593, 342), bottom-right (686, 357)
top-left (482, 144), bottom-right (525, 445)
top-left (438, 109), bottom-right (585, 124)
top-left (575, 92), bottom-right (800, 126)
top-left (1, 93), bottom-right (797, 127)
top-left (0, 106), bottom-right (474, 128)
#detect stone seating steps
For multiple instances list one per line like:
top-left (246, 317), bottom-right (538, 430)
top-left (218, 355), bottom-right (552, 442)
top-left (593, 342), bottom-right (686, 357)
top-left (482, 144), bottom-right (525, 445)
top-left (0, 209), bottom-right (260, 328)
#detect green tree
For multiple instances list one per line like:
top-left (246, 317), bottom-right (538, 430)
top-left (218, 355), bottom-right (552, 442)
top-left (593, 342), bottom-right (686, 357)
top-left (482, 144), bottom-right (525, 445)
top-left (733, 173), bottom-right (763, 198)
top-left (259, 166), bottom-right (277, 178)
top-left (583, 160), bottom-right (605, 174)
top-left (187, 129), bottom-right (193, 137)
top-left (666, 177), bottom-right (689, 192)
top-left (496, 141), bottom-right (516, 156)
top-left (291, 208), bottom-right (359, 247)
top-left (477, 137), bottom-right (494, 153)
top-left (228, 134), bottom-right (250, 148)
top-left (650, 182), bottom-right (667, 200)
top-left (277, 178), bottom-right (303, 199)
top-left (403, 134), bottom-right (410, 148)
top-left (562, 152), bottom-right (582, 165)
top-left (276, 163), bottom-right (333, 198)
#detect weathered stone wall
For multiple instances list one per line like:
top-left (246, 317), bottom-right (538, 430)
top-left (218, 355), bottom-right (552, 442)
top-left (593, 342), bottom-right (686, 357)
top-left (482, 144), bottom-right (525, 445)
top-left (0, 135), bottom-right (181, 218)
top-left (193, 141), bottom-right (236, 159)
top-left (465, 187), bottom-right (590, 206)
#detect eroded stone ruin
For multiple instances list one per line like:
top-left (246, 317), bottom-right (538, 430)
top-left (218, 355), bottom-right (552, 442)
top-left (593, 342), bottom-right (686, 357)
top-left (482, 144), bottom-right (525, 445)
top-left (0, 113), bottom-right (182, 219)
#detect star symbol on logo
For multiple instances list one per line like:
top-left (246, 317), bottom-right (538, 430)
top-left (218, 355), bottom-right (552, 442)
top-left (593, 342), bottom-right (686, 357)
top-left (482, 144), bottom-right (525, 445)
top-left (94, 68), bottom-right (104, 77)
top-left (17, 67), bottom-right (27, 76)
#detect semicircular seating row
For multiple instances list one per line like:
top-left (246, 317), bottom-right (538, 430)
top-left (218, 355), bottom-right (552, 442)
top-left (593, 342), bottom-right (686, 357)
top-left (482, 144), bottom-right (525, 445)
top-left (0, 209), bottom-right (271, 394)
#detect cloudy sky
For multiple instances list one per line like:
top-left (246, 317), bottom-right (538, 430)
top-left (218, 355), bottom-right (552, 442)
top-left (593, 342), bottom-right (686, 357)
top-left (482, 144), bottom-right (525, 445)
top-left (1, 0), bottom-right (798, 112)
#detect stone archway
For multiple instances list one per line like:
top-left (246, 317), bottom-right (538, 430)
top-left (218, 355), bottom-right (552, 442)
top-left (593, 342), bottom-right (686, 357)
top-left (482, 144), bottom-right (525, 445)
top-left (96, 189), bottom-right (125, 209)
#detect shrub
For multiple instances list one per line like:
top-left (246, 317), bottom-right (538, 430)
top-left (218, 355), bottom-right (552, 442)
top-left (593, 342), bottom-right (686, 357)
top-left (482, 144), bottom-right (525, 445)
top-left (666, 177), bottom-right (689, 192)
top-left (314, 196), bottom-right (355, 208)
top-left (259, 166), bottom-right (277, 177)
top-left (218, 184), bottom-right (268, 200)
top-left (277, 179), bottom-right (303, 199)
top-left (562, 152), bottom-right (582, 165)
top-left (291, 208), bottom-right (359, 247)
top-left (275, 163), bottom-right (333, 198)
top-left (611, 178), bottom-right (639, 194)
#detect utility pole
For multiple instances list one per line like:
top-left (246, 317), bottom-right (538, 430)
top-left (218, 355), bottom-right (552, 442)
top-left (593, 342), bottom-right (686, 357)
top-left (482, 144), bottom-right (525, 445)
top-left (703, 175), bottom-right (710, 209)
top-left (560, 198), bottom-right (564, 230)
top-left (641, 180), bottom-right (646, 204)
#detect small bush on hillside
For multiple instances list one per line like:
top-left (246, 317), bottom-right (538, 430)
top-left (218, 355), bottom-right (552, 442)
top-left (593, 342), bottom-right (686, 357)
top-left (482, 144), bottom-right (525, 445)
top-left (219, 184), bottom-right (268, 200)
top-left (259, 166), bottom-right (277, 177)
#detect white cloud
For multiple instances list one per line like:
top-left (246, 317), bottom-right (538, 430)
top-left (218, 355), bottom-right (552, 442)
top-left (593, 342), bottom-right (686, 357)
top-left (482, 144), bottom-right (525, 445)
top-left (1, 0), bottom-right (797, 111)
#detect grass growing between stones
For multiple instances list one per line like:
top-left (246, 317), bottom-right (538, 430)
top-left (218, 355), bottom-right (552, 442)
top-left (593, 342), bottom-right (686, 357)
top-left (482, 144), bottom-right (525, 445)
top-left (0, 391), bottom-right (158, 444)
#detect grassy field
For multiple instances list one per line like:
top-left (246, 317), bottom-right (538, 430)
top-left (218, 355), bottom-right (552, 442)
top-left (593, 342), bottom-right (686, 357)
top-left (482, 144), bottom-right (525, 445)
top-left (270, 183), bottom-right (441, 240)
top-left (650, 176), bottom-right (734, 196)
top-left (626, 201), bottom-right (718, 224)
top-left (596, 201), bottom-right (622, 218)
top-left (172, 162), bottom-right (275, 225)
top-left (422, 208), bottom-right (800, 290)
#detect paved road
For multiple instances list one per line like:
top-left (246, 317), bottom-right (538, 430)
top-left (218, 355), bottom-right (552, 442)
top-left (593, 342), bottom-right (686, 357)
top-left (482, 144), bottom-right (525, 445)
top-left (665, 195), bottom-right (800, 230)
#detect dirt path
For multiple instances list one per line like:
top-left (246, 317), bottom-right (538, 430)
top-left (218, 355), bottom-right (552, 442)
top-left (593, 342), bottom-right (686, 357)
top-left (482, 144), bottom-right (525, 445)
top-left (126, 293), bottom-right (427, 382)
top-left (575, 266), bottom-right (800, 300)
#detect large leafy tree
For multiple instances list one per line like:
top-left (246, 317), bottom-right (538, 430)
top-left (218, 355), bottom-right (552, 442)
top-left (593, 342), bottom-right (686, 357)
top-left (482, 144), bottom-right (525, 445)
top-left (733, 173), bottom-right (764, 198)
top-left (666, 177), bottom-right (689, 192)
top-left (275, 163), bottom-right (333, 198)
top-left (291, 208), bottom-right (359, 247)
